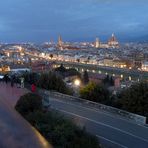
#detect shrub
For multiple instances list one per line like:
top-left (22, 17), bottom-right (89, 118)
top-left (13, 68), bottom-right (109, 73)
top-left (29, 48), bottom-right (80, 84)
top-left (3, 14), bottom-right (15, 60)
top-left (15, 93), bottom-right (42, 116)
top-left (80, 82), bottom-right (110, 104)
top-left (26, 111), bottom-right (100, 148)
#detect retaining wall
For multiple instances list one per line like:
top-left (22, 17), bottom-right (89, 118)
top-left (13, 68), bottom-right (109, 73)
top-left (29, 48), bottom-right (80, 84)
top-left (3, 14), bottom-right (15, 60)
top-left (38, 88), bottom-right (146, 125)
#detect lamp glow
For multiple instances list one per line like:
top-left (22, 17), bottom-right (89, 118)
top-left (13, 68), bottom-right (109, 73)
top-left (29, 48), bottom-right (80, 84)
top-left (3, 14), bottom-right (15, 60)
top-left (74, 79), bottom-right (81, 86)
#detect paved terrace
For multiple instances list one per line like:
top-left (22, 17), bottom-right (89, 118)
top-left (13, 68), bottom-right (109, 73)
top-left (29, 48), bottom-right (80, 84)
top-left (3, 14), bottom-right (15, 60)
top-left (0, 82), bottom-right (52, 148)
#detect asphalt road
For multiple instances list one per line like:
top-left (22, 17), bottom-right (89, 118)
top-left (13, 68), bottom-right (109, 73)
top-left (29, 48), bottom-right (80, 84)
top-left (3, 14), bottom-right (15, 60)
top-left (1, 82), bottom-right (148, 148)
top-left (48, 97), bottom-right (148, 148)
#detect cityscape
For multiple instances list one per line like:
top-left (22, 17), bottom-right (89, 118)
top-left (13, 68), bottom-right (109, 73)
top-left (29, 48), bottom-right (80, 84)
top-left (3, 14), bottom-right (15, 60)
top-left (0, 0), bottom-right (148, 148)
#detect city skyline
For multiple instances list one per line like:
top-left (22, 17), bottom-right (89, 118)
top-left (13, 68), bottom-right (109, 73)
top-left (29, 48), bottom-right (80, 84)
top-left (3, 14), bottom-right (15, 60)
top-left (0, 1), bottom-right (148, 148)
top-left (0, 0), bottom-right (148, 43)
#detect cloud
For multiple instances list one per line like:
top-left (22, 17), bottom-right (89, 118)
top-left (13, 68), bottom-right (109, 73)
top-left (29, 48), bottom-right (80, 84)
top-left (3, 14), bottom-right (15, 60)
top-left (0, 0), bottom-right (148, 42)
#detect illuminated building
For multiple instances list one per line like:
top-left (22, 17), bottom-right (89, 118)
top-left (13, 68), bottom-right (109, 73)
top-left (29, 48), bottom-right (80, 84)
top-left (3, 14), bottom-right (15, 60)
top-left (57, 35), bottom-right (63, 50)
top-left (94, 38), bottom-right (100, 48)
top-left (31, 61), bottom-right (53, 72)
top-left (0, 65), bottom-right (10, 72)
top-left (142, 61), bottom-right (148, 71)
top-left (108, 33), bottom-right (119, 48)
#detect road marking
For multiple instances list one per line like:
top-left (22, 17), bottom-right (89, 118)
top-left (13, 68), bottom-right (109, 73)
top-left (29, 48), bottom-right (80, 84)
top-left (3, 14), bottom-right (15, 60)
top-left (49, 97), bottom-right (148, 129)
top-left (54, 108), bottom-right (148, 144)
top-left (96, 135), bottom-right (128, 148)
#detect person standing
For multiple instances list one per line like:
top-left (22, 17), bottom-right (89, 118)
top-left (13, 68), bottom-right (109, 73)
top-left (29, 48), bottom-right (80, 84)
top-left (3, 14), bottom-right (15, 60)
top-left (4, 74), bottom-right (8, 84)
top-left (31, 83), bottom-right (36, 92)
top-left (20, 77), bottom-right (24, 88)
top-left (16, 77), bottom-right (20, 88)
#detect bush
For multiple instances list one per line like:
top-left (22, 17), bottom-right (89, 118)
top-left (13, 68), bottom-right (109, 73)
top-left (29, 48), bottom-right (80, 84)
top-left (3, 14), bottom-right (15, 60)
top-left (15, 93), bottom-right (42, 116)
top-left (26, 111), bottom-right (100, 148)
top-left (80, 82), bottom-right (110, 104)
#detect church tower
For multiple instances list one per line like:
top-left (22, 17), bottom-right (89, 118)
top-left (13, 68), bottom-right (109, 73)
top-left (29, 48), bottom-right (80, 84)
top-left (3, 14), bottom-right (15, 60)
top-left (95, 38), bottom-right (100, 48)
top-left (108, 33), bottom-right (119, 48)
top-left (58, 35), bottom-right (63, 47)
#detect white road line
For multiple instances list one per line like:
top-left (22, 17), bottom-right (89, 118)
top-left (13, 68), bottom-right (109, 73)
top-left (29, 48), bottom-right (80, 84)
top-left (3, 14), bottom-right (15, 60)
top-left (49, 97), bottom-right (148, 129)
top-left (96, 135), bottom-right (128, 148)
top-left (54, 108), bottom-right (148, 144)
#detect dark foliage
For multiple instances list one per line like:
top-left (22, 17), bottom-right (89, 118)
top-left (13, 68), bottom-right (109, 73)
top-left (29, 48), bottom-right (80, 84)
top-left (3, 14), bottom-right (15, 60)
top-left (55, 64), bottom-right (67, 73)
top-left (15, 93), bottom-right (42, 116)
top-left (16, 93), bottom-right (101, 148)
top-left (23, 72), bottom-right (39, 84)
top-left (80, 82), bottom-right (110, 104)
top-left (103, 75), bottom-right (114, 86)
top-left (117, 82), bottom-right (148, 117)
top-left (83, 70), bottom-right (89, 84)
top-left (26, 111), bottom-right (100, 148)
top-left (37, 72), bottom-right (73, 95)
top-left (55, 64), bottom-right (81, 78)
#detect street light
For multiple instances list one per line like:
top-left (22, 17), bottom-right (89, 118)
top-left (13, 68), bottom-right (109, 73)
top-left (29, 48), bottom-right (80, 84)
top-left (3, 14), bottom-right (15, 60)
top-left (74, 79), bottom-right (81, 87)
top-left (73, 79), bottom-right (81, 97)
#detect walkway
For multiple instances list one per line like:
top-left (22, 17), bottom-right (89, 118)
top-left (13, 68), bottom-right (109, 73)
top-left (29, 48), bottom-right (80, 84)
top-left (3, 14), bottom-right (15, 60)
top-left (0, 82), bottom-right (52, 148)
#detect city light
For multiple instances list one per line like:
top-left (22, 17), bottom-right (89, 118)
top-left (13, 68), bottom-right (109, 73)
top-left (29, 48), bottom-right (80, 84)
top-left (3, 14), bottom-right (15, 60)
top-left (7, 52), bottom-right (10, 57)
top-left (0, 2), bottom-right (148, 148)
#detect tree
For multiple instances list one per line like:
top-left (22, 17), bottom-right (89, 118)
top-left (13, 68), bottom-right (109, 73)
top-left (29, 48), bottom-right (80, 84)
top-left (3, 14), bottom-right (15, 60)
top-left (110, 76), bottom-right (114, 86)
top-left (76, 59), bottom-right (80, 63)
top-left (37, 72), bottom-right (73, 95)
top-left (55, 64), bottom-right (66, 73)
top-left (67, 68), bottom-right (81, 78)
top-left (83, 70), bottom-right (89, 84)
top-left (103, 75), bottom-right (110, 85)
top-left (117, 82), bottom-right (148, 117)
top-left (87, 57), bottom-right (90, 63)
top-left (23, 72), bottom-right (39, 84)
top-left (80, 82), bottom-right (110, 104)
top-left (103, 75), bottom-right (114, 86)
top-left (15, 93), bottom-right (42, 116)
top-left (49, 54), bottom-right (53, 59)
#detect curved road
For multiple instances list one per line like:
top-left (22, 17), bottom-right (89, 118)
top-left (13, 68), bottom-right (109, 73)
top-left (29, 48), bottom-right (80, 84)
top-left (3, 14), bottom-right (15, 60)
top-left (1, 82), bottom-right (148, 148)
top-left (48, 96), bottom-right (148, 148)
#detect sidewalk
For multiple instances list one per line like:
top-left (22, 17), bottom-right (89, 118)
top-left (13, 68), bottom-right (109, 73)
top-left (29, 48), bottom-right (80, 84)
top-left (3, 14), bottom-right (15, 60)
top-left (0, 82), bottom-right (52, 148)
top-left (0, 82), bottom-right (28, 107)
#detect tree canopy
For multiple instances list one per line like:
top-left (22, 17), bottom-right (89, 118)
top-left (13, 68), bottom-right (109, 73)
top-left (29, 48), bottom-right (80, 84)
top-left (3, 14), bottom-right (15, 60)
top-left (117, 82), bottom-right (148, 117)
top-left (15, 93), bottom-right (42, 116)
top-left (83, 70), bottom-right (89, 84)
top-left (37, 72), bottom-right (73, 95)
top-left (103, 75), bottom-right (114, 86)
top-left (55, 64), bottom-right (81, 78)
top-left (80, 82), bottom-right (110, 104)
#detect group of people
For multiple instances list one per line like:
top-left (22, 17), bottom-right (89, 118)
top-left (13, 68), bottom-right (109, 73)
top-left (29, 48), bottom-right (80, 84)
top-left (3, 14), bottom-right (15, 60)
top-left (2, 74), bottom-right (25, 88)
top-left (1, 73), bottom-right (36, 93)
